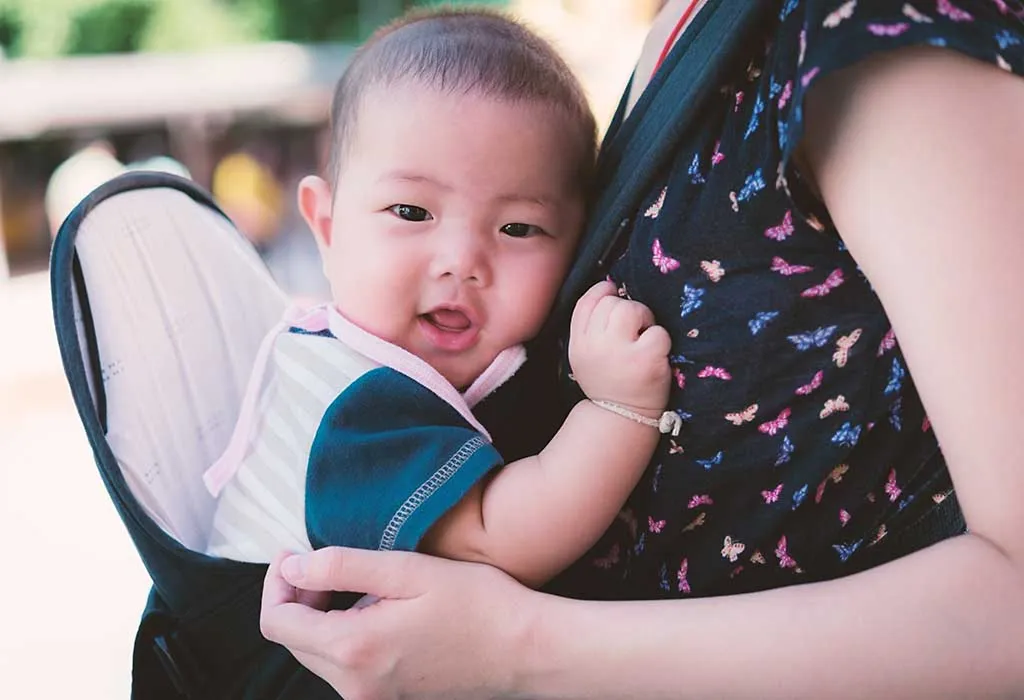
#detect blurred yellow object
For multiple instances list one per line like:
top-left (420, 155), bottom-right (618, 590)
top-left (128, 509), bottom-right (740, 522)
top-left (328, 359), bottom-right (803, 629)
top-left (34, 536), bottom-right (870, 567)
top-left (211, 152), bottom-right (284, 245)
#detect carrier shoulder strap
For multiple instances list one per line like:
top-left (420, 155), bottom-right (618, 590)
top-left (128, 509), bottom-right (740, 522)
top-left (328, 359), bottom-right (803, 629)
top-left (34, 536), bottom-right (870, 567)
top-left (546, 0), bottom-right (773, 336)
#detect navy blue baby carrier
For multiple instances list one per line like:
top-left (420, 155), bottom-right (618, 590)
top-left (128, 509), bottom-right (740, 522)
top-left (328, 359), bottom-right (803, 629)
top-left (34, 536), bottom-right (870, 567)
top-left (50, 2), bottom-right (962, 697)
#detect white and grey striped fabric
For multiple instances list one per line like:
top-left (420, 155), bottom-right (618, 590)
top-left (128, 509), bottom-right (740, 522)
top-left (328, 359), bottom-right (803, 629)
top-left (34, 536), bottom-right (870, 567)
top-left (205, 331), bottom-right (379, 563)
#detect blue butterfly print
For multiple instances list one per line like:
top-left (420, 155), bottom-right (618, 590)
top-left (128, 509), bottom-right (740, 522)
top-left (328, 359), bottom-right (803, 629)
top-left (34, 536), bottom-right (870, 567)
top-left (675, 408), bottom-right (694, 423)
top-left (927, 37), bottom-right (948, 48)
top-left (652, 463), bottom-right (663, 493)
top-left (833, 539), bottom-right (863, 563)
top-left (885, 358), bottom-right (905, 396)
top-left (831, 421), bottom-right (862, 448)
top-left (889, 397), bottom-right (903, 432)
top-left (792, 483), bottom-right (808, 510)
top-left (779, 0), bottom-right (798, 21)
top-left (670, 354), bottom-right (693, 366)
top-left (778, 118), bottom-right (789, 152)
top-left (996, 29), bottom-right (1021, 51)
top-left (898, 494), bottom-right (915, 513)
top-left (737, 168), bottom-right (766, 203)
top-left (689, 153), bottom-right (706, 184)
top-left (787, 325), bottom-right (838, 351)
top-left (769, 78), bottom-right (783, 99)
top-left (744, 93), bottom-right (764, 140)
top-left (680, 285), bottom-right (705, 318)
top-left (634, 531), bottom-right (647, 555)
top-left (775, 435), bottom-right (795, 466)
top-left (696, 451), bottom-right (723, 471)
top-left (748, 310), bottom-right (780, 336)
top-left (659, 562), bottom-right (671, 592)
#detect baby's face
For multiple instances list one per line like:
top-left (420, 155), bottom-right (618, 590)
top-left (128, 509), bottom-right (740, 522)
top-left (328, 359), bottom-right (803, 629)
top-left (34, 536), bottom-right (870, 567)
top-left (301, 83), bottom-right (586, 389)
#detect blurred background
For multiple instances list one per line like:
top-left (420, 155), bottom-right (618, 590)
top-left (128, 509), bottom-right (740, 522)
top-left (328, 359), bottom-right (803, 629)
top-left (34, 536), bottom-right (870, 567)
top-left (0, 0), bottom-right (659, 696)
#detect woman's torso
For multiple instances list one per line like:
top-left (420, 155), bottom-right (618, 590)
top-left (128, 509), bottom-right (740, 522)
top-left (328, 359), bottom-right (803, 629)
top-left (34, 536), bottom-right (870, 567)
top-left (548, 0), bottom-right (1024, 599)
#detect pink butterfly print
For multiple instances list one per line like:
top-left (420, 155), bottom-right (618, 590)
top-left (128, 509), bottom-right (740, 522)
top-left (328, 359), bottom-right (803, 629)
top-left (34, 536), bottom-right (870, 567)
top-left (775, 535), bottom-right (798, 569)
top-left (698, 365), bottom-right (733, 380)
top-left (833, 328), bottom-right (862, 368)
top-left (771, 255), bottom-right (813, 276)
top-left (800, 268), bottom-right (845, 298)
top-left (677, 558), bottom-right (691, 594)
top-left (885, 469), bottom-right (902, 502)
top-left (819, 394), bottom-right (850, 419)
top-left (867, 22), bottom-right (910, 36)
top-left (823, 0), bottom-right (857, 28)
top-left (764, 209), bottom-right (795, 241)
top-left (922, 415), bottom-right (932, 432)
top-left (903, 3), bottom-right (934, 21)
top-left (750, 550), bottom-right (767, 565)
top-left (711, 140), bottom-right (725, 165)
top-left (801, 66), bottom-right (821, 88)
top-left (593, 543), bottom-right (620, 569)
top-left (651, 239), bottom-right (680, 274)
top-left (877, 327), bottom-right (897, 356)
top-left (721, 536), bottom-right (746, 563)
top-left (872, 524), bottom-right (889, 546)
top-left (839, 509), bottom-right (852, 526)
top-left (645, 186), bottom-right (667, 219)
top-left (777, 80), bottom-right (793, 111)
top-left (688, 494), bottom-right (714, 509)
top-left (725, 403), bottom-right (759, 426)
top-left (669, 439), bottom-right (684, 455)
top-left (734, 90), bottom-right (745, 112)
top-left (758, 407), bottom-right (792, 436)
top-left (795, 370), bottom-right (824, 396)
top-left (673, 367), bottom-right (686, 390)
top-left (815, 479), bottom-right (828, 504)
top-left (762, 483), bottom-right (784, 504)
top-left (990, 0), bottom-right (1010, 14)
top-left (730, 565), bottom-right (745, 579)
top-left (648, 516), bottom-right (666, 534)
top-left (937, 0), bottom-right (973, 21)
top-left (701, 259), bottom-right (726, 283)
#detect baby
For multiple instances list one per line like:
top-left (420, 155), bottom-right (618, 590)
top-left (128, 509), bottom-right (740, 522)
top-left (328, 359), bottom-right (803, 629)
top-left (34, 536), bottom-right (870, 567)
top-left (203, 7), bottom-right (676, 589)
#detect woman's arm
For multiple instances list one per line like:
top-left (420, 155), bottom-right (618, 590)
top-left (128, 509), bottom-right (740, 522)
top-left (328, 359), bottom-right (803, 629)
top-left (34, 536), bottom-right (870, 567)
top-left (260, 47), bottom-right (1024, 700)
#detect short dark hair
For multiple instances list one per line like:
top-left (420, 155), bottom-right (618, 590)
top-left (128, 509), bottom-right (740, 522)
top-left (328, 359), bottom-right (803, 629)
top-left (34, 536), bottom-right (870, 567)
top-left (327, 6), bottom-right (597, 188)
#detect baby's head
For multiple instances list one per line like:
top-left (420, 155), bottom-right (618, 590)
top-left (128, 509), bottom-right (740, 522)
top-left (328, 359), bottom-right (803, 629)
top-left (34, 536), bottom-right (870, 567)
top-left (299, 7), bottom-right (596, 389)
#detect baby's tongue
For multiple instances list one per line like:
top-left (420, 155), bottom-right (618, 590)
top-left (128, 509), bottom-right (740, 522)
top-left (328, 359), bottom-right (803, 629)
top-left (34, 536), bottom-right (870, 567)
top-left (428, 309), bottom-right (471, 331)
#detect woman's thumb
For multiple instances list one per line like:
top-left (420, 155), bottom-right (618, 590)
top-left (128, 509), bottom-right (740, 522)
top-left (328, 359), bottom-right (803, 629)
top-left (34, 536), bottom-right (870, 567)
top-left (280, 546), bottom-right (425, 599)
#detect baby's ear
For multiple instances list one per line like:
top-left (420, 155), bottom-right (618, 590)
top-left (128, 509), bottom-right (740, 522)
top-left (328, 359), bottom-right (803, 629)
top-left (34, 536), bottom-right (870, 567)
top-left (297, 175), bottom-right (334, 250)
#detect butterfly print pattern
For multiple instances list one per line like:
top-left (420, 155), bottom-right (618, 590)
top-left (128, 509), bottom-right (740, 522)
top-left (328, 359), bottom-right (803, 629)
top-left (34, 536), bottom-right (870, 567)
top-left (560, 0), bottom-right (1019, 601)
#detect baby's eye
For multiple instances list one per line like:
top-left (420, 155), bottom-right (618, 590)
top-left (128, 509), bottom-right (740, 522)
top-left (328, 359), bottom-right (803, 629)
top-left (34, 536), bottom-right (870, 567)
top-left (388, 204), bottom-right (433, 222)
top-left (500, 223), bottom-right (543, 238)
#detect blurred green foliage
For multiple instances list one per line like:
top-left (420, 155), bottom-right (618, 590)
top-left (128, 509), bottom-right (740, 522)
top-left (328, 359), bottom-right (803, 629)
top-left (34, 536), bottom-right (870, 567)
top-left (0, 0), bottom-right (507, 59)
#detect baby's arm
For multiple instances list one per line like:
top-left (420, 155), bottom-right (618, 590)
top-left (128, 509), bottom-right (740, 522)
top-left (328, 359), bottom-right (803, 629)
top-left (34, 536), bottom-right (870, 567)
top-left (420, 281), bottom-right (672, 588)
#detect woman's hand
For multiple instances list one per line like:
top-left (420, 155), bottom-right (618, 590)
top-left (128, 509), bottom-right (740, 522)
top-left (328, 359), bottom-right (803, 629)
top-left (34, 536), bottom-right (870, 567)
top-left (260, 548), bottom-right (542, 700)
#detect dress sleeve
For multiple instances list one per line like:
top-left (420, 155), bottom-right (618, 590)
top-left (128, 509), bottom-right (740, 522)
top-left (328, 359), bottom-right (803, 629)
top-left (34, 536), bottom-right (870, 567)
top-left (773, 0), bottom-right (1024, 187)
top-left (305, 367), bottom-right (504, 553)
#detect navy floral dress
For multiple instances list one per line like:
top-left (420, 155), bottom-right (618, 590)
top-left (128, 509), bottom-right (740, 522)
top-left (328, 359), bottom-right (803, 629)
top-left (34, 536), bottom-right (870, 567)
top-left (543, 0), bottom-right (1024, 600)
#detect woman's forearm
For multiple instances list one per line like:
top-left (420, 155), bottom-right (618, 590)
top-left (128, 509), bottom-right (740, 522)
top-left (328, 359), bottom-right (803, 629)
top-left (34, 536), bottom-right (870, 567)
top-left (518, 534), bottom-right (1024, 699)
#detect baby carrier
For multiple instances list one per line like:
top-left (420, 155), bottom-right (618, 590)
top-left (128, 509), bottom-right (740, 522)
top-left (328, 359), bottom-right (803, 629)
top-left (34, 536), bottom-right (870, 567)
top-left (48, 2), bottom-right (961, 697)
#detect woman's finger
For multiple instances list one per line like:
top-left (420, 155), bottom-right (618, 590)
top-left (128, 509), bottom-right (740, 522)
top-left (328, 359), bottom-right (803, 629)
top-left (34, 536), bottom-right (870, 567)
top-left (278, 546), bottom-right (430, 600)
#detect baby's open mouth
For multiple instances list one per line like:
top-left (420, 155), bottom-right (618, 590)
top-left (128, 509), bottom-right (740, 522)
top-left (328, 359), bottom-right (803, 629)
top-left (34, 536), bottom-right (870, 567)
top-left (424, 309), bottom-right (472, 332)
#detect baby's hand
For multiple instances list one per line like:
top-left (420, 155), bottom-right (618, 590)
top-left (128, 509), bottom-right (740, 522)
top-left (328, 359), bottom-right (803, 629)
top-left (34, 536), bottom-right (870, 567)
top-left (568, 281), bottom-right (672, 415)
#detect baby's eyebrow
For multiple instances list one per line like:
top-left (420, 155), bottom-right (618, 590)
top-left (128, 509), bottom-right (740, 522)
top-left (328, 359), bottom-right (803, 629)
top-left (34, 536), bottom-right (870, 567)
top-left (378, 171), bottom-right (452, 190)
top-left (492, 193), bottom-right (551, 208)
